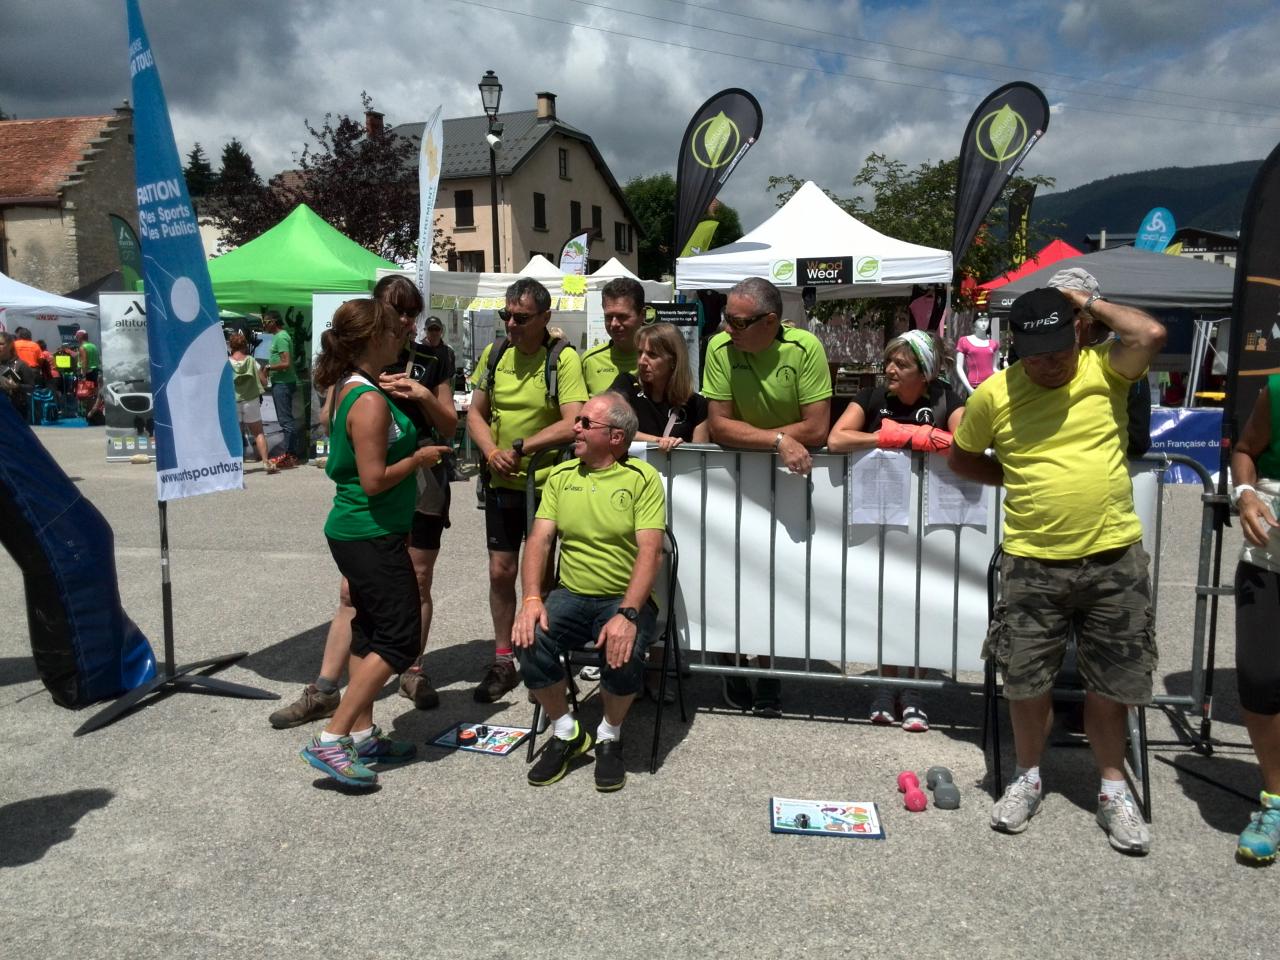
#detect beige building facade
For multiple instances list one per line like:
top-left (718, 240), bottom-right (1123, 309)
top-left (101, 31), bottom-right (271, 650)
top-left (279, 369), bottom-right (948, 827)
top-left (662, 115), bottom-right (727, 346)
top-left (395, 92), bottom-right (641, 276)
top-left (0, 105), bottom-right (139, 294)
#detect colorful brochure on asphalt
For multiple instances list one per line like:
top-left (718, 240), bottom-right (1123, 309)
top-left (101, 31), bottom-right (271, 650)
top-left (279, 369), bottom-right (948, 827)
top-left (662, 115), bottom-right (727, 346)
top-left (430, 722), bottom-right (530, 756)
top-left (770, 797), bottom-right (885, 838)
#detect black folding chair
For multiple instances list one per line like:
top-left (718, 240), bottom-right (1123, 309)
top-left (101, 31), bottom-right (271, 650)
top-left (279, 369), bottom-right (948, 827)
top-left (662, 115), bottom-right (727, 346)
top-left (982, 544), bottom-right (1152, 821)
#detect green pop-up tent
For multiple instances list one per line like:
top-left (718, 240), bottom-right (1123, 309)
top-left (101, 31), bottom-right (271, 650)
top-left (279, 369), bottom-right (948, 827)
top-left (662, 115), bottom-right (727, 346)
top-left (207, 203), bottom-right (398, 310)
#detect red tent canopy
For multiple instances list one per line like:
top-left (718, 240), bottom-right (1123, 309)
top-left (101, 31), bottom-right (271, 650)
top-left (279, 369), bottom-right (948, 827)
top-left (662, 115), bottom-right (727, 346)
top-left (979, 239), bottom-right (1083, 291)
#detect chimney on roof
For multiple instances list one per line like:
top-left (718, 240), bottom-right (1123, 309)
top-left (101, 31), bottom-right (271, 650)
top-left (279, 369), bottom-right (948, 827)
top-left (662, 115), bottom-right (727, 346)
top-left (536, 92), bottom-right (557, 122)
top-left (365, 110), bottom-right (385, 137)
top-left (115, 100), bottom-right (132, 117)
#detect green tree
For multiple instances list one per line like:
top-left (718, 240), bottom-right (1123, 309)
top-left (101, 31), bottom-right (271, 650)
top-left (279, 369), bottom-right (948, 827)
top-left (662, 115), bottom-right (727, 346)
top-left (182, 143), bottom-right (217, 199)
top-left (288, 92), bottom-right (420, 261)
top-left (768, 155), bottom-right (1056, 306)
top-left (206, 138), bottom-right (284, 249)
top-left (623, 172), bottom-right (744, 279)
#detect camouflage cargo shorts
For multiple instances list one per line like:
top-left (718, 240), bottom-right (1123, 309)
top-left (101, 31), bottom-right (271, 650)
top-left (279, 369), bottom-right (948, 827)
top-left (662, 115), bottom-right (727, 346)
top-left (983, 541), bottom-right (1157, 704)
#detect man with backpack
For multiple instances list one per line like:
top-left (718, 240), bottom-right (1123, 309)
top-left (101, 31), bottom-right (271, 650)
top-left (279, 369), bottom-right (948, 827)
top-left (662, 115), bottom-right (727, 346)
top-left (466, 278), bottom-right (587, 703)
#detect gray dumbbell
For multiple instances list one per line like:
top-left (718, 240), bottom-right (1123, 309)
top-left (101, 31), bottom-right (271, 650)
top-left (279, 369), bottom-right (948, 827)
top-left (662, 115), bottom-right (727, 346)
top-left (925, 766), bottom-right (953, 790)
top-left (933, 781), bottom-right (961, 809)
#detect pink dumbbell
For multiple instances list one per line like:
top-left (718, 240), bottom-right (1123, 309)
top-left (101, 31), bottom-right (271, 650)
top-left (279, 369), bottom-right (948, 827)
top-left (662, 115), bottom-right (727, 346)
top-left (897, 771), bottom-right (928, 812)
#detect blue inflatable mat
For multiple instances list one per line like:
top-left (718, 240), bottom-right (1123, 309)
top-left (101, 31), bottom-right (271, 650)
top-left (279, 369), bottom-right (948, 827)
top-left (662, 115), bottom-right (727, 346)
top-left (0, 399), bottom-right (155, 707)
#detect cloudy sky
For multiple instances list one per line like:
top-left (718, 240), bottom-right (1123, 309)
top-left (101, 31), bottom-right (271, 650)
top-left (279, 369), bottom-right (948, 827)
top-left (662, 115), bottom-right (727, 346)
top-left (4, 0), bottom-right (1278, 230)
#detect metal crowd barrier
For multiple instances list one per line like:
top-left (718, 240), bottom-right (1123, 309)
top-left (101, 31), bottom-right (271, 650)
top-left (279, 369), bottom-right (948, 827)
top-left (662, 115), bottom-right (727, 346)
top-left (641, 444), bottom-right (1219, 740)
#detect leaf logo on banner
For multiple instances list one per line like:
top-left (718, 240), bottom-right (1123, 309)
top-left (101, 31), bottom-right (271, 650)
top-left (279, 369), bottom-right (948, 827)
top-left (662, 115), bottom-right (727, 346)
top-left (425, 134), bottom-right (439, 181)
top-left (976, 104), bottom-right (1027, 164)
top-left (694, 111), bottom-right (739, 169)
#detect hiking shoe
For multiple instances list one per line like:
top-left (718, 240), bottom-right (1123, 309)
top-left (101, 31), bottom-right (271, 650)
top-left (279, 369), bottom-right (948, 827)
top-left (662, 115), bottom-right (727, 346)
top-left (1237, 794), bottom-right (1280, 864)
top-left (269, 683), bottom-right (341, 729)
top-left (399, 663), bottom-right (440, 710)
top-left (900, 690), bottom-right (929, 733)
top-left (594, 738), bottom-right (626, 792)
top-left (473, 658), bottom-right (520, 702)
top-left (1096, 791), bottom-right (1150, 855)
top-left (721, 675), bottom-right (753, 711)
top-left (528, 722), bottom-right (593, 786)
top-left (753, 677), bottom-right (782, 718)
top-left (868, 688), bottom-right (896, 726)
top-left (991, 774), bottom-right (1043, 834)
top-left (300, 735), bottom-right (377, 788)
top-left (355, 725), bottom-right (417, 764)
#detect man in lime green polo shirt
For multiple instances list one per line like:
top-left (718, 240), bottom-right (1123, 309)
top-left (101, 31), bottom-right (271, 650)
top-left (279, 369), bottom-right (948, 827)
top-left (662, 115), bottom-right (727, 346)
top-left (513, 392), bottom-right (665, 792)
top-left (702, 276), bottom-right (832, 718)
top-left (581, 276), bottom-right (644, 395)
top-left (949, 282), bottom-right (1166, 855)
top-left (467, 277), bottom-right (587, 704)
top-left (703, 276), bottom-right (832, 477)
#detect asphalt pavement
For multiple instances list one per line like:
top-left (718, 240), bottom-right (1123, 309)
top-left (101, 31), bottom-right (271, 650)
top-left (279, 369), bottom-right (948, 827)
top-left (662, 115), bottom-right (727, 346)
top-left (0, 426), bottom-right (1273, 960)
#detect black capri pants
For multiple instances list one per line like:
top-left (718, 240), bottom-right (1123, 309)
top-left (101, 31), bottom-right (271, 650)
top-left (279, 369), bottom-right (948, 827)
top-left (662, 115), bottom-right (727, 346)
top-left (1236, 560), bottom-right (1280, 715)
top-left (327, 534), bottom-right (421, 674)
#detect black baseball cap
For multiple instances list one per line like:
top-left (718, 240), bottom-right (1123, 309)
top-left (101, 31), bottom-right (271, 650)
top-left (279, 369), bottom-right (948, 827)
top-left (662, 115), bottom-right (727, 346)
top-left (424, 315), bottom-right (444, 331)
top-left (1008, 288), bottom-right (1076, 357)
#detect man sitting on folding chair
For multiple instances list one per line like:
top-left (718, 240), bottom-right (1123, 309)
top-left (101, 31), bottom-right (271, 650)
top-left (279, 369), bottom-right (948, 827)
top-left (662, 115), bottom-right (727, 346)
top-left (949, 279), bottom-right (1166, 856)
top-left (513, 392), bottom-right (665, 792)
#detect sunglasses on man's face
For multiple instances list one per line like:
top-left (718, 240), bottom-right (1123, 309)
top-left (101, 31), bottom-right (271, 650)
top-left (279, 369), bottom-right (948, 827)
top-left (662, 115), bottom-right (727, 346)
top-left (724, 311), bottom-right (770, 332)
top-left (574, 415), bottom-right (614, 431)
top-left (499, 308), bottom-right (542, 324)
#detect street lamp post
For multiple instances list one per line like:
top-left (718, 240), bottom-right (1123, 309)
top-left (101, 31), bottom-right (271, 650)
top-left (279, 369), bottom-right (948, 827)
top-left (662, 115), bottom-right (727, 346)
top-left (479, 69), bottom-right (503, 273)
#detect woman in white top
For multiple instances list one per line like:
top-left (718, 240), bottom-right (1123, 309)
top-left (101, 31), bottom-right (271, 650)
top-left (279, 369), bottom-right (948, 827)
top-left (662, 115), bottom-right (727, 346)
top-left (227, 332), bottom-right (275, 474)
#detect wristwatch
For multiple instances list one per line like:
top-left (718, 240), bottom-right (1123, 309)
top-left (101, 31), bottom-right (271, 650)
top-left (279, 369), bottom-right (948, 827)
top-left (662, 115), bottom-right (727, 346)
top-left (511, 438), bottom-right (524, 458)
top-left (1083, 291), bottom-right (1107, 313)
top-left (617, 606), bottom-right (639, 623)
top-left (773, 431), bottom-right (785, 452)
top-left (1231, 483), bottom-right (1256, 507)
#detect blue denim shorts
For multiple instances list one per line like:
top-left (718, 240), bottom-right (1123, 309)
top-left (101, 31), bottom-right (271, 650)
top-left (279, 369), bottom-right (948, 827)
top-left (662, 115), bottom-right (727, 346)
top-left (517, 588), bottom-right (658, 697)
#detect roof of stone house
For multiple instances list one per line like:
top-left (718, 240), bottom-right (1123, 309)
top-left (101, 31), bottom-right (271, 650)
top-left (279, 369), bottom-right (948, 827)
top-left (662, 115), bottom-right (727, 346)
top-left (391, 110), bottom-right (642, 233)
top-left (0, 113), bottom-right (126, 201)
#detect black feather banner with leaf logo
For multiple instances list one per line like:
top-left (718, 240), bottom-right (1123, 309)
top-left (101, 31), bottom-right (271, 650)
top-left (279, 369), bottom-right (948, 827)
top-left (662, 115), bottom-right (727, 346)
top-left (952, 83), bottom-right (1049, 270)
top-left (674, 89), bottom-right (763, 260)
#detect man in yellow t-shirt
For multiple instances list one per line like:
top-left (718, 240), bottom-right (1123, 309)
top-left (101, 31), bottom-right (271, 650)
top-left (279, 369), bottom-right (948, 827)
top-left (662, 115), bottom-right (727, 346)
top-left (580, 277), bottom-right (644, 395)
top-left (701, 276), bottom-right (832, 717)
top-left (467, 278), bottom-right (588, 704)
top-left (950, 283), bottom-right (1166, 855)
top-left (513, 393), bottom-right (665, 792)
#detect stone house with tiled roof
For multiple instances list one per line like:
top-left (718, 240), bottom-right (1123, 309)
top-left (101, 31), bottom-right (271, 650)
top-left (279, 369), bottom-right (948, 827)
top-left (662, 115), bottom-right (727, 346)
top-left (0, 103), bottom-right (139, 294)
top-left (391, 92), bottom-right (643, 275)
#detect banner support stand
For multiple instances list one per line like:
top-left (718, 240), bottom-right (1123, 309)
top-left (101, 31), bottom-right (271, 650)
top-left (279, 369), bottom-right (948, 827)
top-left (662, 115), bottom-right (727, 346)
top-left (74, 501), bottom-right (277, 736)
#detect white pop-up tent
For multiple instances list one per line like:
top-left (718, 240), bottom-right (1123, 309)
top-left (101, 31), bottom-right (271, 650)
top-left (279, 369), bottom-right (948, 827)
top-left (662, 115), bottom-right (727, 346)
top-left (675, 180), bottom-right (952, 305)
top-left (0, 270), bottom-right (99, 345)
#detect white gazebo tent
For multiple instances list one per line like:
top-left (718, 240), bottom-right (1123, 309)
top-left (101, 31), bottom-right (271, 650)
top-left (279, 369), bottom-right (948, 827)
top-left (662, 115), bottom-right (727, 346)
top-left (0, 270), bottom-right (99, 345)
top-left (675, 180), bottom-right (951, 316)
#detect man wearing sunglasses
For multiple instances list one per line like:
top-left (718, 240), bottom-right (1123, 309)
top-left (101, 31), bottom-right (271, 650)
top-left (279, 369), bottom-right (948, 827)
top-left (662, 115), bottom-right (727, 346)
top-left (514, 393), bottom-right (665, 791)
top-left (701, 276), bottom-right (833, 717)
top-left (467, 277), bottom-right (588, 703)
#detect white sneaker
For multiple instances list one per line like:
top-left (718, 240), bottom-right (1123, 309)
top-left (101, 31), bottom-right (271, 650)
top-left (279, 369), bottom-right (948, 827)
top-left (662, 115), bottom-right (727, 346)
top-left (991, 774), bottom-right (1043, 834)
top-left (1096, 791), bottom-right (1150, 855)
top-left (578, 665), bottom-right (601, 681)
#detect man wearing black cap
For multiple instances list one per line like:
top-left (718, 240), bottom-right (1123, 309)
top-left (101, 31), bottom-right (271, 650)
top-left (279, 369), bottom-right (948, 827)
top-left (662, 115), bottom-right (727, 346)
top-left (949, 284), bottom-right (1166, 855)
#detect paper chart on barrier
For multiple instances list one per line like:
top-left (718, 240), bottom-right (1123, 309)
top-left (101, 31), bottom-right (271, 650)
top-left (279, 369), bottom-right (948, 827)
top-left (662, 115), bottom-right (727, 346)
top-left (926, 459), bottom-right (989, 526)
top-left (847, 449), bottom-right (911, 526)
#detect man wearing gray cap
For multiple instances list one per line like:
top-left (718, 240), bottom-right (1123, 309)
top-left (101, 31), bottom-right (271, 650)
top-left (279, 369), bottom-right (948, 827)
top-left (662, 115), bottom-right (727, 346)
top-left (948, 281), bottom-right (1166, 855)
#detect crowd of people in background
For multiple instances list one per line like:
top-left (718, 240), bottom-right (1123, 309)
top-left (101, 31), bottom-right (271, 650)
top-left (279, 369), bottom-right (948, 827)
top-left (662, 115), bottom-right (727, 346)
top-left (0, 325), bottom-right (102, 424)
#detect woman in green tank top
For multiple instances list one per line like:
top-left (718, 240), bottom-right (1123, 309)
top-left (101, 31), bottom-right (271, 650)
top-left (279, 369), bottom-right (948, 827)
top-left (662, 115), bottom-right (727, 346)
top-left (299, 298), bottom-right (442, 789)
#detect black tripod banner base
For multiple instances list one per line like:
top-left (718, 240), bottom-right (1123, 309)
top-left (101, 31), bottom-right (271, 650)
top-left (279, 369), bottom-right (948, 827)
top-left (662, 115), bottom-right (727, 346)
top-left (74, 651), bottom-right (278, 737)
